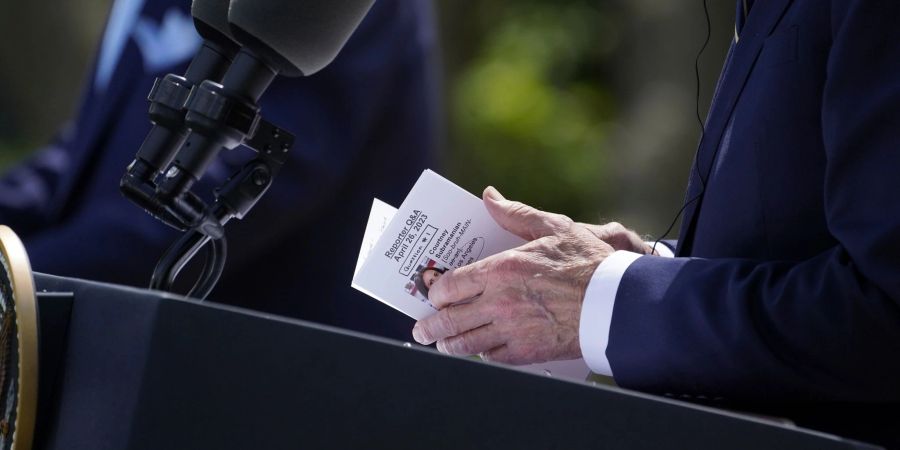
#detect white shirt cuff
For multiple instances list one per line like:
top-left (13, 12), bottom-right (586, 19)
top-left (579, 250), bottom-right (643, 377)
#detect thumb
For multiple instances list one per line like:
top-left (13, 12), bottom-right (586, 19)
top-left (483, 186), bottom-right (570, 240)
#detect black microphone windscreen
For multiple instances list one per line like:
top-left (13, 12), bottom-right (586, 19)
top-left (191, 0), bottom-right (239, 52)
top-left (227, 0), bottom-right (375, 77)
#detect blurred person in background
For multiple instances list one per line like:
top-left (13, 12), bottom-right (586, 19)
top-left (0, 0), bottom-right (439, 340)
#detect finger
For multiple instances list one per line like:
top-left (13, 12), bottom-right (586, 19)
top-left (579, 221), bottom-right (650, 254)
top-left (480, 345), bottom-right (515, 364)
top-left (412, 301), bottom-right (492, 345)
top-left (483, 186), bottom-right (571, 241)
top-left (436, 323), bottom-right (506, 356)
top-left (428, 260), bottom-right (490, 309)
top-left (577, 222), bottom-right (607, 239)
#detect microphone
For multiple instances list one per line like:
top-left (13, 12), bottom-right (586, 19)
top-left (155, 0), bottom-right (376, 204)
top-left (228, 0), bottom-right (375, 77)
top-left (120, 0), bottom-right (376, 298)
top-left (120, 0), bottom-right (240, 226)
top-left (191, 0), bottom-right (238, 52)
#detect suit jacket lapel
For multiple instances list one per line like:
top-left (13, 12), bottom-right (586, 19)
top-left (676, 0), bottom-right (793, 256)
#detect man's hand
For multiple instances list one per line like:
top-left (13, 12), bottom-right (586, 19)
top-left (412, 187), bottom-right (616, 364)
top-left (577, 222), bottom-right (657, 255)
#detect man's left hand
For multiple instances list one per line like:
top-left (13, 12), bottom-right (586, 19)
top-left (412, 187), bottom-right (614, 364)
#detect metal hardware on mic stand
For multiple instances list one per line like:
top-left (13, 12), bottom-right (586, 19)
top-left (120, 0), bottom-right (373, 300)
top-left (121, 46), bottom-right (294, 300)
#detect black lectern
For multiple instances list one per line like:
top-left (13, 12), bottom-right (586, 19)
top-left (24, 273), bottom-right (877, 450)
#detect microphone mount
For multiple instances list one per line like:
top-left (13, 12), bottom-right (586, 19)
top-left (120, 0), bottom-right (374, 300)
top-left (121, 45), bottom-right (295, 300)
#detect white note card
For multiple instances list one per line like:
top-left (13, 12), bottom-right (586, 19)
top-left (352, 170), bottom-right (592, 382)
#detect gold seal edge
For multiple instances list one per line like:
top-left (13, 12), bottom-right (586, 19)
top-left (0, 226), bottom-right (36, 450)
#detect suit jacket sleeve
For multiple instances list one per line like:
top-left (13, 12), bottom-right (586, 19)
top-left (605, 1), bottom-right (900, 402)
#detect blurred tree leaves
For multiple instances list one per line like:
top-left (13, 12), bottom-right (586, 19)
top-left (0, 139), bottom-right (29, 168)
top-left (440, 0), bottom-right (733, 232)
top-left (444, 1), bottom-right (622, 221)
top-left (0, 0), bottom-right (111, 168)
top-left (0, 0), bottom-right (734, 233)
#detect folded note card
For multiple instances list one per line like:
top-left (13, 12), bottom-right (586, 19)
top-left (352, 170), bottom-right (591, 382)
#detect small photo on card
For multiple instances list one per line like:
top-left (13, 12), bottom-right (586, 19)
top-left (404, 257), bottom-right (450, 309)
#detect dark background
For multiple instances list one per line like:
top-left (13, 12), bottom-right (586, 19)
top-left (0, 0), bottom-right (733, 234)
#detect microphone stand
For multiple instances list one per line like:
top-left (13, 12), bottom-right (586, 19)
top-left (149, 120), bottom-right (292, 299)
top-left (121, 0), bottom-right (373, 300)
top-left (122, 47), bottom-right (294, 299)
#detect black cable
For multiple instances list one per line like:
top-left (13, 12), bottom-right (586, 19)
top-left (693, 0), bottom-right (712, 189)
top-left (150, 231), bottom-right (193, 290)
top-left (188, 237), bottom-right (227, 300)
top-left (651, 0), bottom-right (711, 256)
top-left (150, 229), bottom-right (225, 300)
top-left (150, 230), bottom-right (209, 292)
top-left (186, 241), bottom-right (214, 298)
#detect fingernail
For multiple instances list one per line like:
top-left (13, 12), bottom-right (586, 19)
top-left (485, 186), bottom-right (505, 202)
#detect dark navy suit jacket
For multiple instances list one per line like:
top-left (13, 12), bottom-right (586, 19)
top-left (608, 1), bottom-right (900, 444)
top-left (0, 0), bottom-right (438, 340)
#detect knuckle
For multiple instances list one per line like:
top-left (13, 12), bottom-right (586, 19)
top-left (508, 201), bottom-right (533, 218)
top-left (441, 337), bottom-right (459, 354)
top-left (607, 221), bottom-right (624, 232)
top-left (594, 221), bottom-right (624, 240)
top-left (494, 293), bottom-right (519, 320)
top-left (533, 236), bottom-right (558, 256)
top-left (583, 223), bottom-right (610, 241)
top-left (416, 322), bottom-right (435, 343)
top-left (438, 309), bottom-right (459, 335)
top-left (454, 335), bottom-right (476, 355)
top-left (437, 274), bottom-right (458, 304)
top-left (494, 257), bottom-right (519, 274)
top-left (521, 236), bottom-right (562, 262)
top-left (492, 251), bottom-right (525, 275)
top-left (429, 281), bottom-right (448, 304)
top-left (435, 268), bottom-right (470, 305)
top-left (439, 338), bottom-right (467, 356)
top-left (544, 213), bottom-right (574, 234)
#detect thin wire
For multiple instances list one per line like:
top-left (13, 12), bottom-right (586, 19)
top-left (188, 236), bottom-right (227, 300)
top-left (693, 0), bottom-right (712, 189)
top-left (150, 230), bottom-right (209, 291)
top-left (651, 0), bottom-right (711, 256)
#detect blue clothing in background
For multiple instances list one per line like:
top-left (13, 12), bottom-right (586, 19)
top-left (0, 0), bottom-right (440, 340)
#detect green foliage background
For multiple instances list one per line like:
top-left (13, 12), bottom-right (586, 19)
top-left (0, 0), bottom-right (734, 233)
top-left (438, 0), bottom-right (733, 231)
top-left (444, 2), bottom-right (619, 221)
